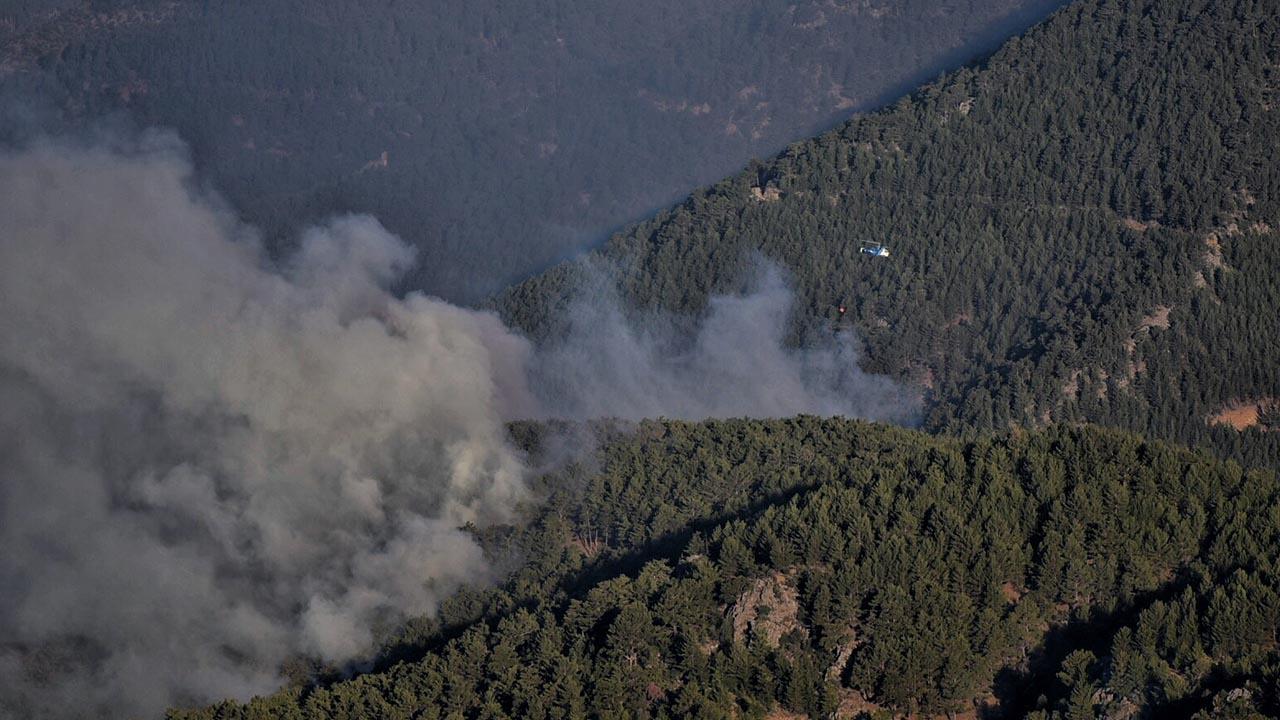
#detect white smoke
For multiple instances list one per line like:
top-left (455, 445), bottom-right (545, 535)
top-left (531, 262), bottom-right (918, 422)
top-left (0, 132), bottom-right (533, 718)
top-left (0, 132), bottom-right (914, 718)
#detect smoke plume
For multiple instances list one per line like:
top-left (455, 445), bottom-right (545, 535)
top-left (531, 263), bottom-right (917, 422)
top-left (0, 132), bottom-right (913, 718)
top-left (0, 132), bottom-right (533, 717)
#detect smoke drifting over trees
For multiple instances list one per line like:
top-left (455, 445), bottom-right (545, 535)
top-left (530, 263), bottom-right (918, 423)
top-left (0, 134), bottom-right (910, 717)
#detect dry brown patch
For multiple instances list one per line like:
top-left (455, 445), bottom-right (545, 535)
top-left (1207, 399), bottom-right (1278, 431)
top-left (1001, 582), bottom-right (1023, 604)
top-left (834, 688), bottom-right (886, 719)
top-left (751, 186), bottom-right (782, 202)
top-left (1203, 232), bottom-right (1227, 270)
top-left (637, 90), bottom-right (712, 117)
top-left (916, 365), bottom-right (936, 391)
top-left (1129, 357), bottom-right (1147, 378)
top-left (1108, 698), bottom-right (1142, 720)
top-left (645, 682), bottom-right (666, 703)
top-left (971, 691), bottom-right (1002, 719)
top-left (751, 115), bottom-right (772, 141)
top-left (828, 83), bottom-right (858, 110)
top-left (1211, 404), bottom-right (1258, 430)
top-left (1120, 217), bottom-right (1159, 232)
top-left (1138, 306), bottom-right (1171, 330)
top-left (1062, 369), bottom-right (1082, 401)
top-left (568, 531), bottom-right (605, 558)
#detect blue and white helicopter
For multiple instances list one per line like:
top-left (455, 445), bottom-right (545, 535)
top-left (860, 241), bottom-right (891, 258)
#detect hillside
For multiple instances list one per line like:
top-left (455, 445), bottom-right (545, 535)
top-left (0, 0), bottom-right (1065, 302)
top-left (4, 0), bottom-right (1279, 718)
top-left (168, 419), bottom-right (1280, 719)
top-left (495, 0), bottom-right (1280, 468)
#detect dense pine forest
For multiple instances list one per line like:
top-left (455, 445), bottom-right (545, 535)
top-left (496, 0), bottom-right (1280, 469)
top-left (168, 419), bottom-right (1280, 719)
top-left (5, 0), bottom-right (1277, 717)
top-left (0, 0), bottom-right (1064, 301)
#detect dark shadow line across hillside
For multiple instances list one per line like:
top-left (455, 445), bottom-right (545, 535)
top-left (359, 476), bottom-right (826, 686)
top-left (477, 0), bottom-right (1073, 307)
top-left (563, 480), bottom-right (823, 596)
top-left (987, 568), bottom-right (1202, 718)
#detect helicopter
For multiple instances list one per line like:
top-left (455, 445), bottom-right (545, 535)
top-left (860, 241), bottom-right (891, 257)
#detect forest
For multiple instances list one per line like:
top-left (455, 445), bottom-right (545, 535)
top-left (0, 0), bottom-right (1064, 302)
top-left (3, 0), bottom-right (1277, 717)
top-left (167, 418), bottom-right (1280, 719)
top-left (496, 0), bottom-right (1280, 470)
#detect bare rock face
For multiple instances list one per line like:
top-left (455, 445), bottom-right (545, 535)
top-left (826, 634), bottom-right (858, 682)
top-left (730, 573), bottom-right (805, 647)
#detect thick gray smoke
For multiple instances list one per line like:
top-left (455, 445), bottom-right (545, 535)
top-left (0, 133), bottom-right (913, 718)
top-left (0, 133), bottom-right (534, 718)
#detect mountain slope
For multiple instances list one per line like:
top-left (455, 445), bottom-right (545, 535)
top-left (0, 0), bottom-right (1066, 302)
top-left (167, 419), bottom-right (1280, 719)
top-left (496, 0), bottom-right (1280, 467)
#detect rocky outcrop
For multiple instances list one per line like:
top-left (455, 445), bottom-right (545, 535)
top-left (730, 572), bottom-right (805, 647)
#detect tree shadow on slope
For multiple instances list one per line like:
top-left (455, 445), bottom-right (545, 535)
top-left (985, 570), bottom-right (1203, 719)
top-left (364, 472), bottom-right (821, 685)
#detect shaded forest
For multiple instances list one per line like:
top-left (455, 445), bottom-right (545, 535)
top-left (0, 0), bottom-right (1065, 301)
top-left (496, 0), bottom-right (1280, 469)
